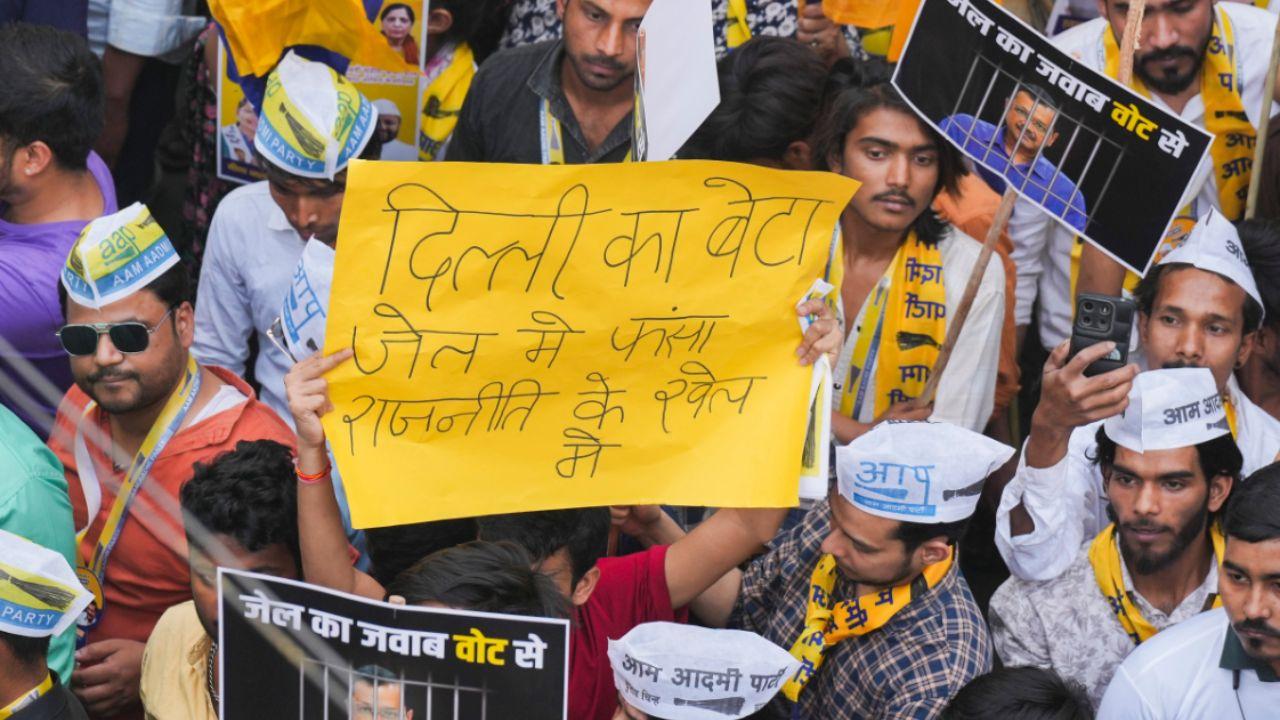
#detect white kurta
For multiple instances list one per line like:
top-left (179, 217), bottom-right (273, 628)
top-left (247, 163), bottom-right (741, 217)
top-left (1009, 3), bottom-right (1280, 349)
top-left (834, 226), bottom-right (1006, 433)
top-left (1098, 608), bottom-right (1280, 719)
top-left (996, 376), bottom-right (1280, 581)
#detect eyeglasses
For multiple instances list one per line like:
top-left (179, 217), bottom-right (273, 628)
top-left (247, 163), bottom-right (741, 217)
top-left (56, 309), bottom-right (173, 356)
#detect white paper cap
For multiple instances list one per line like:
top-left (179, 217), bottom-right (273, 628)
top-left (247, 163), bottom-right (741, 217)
top-left (372, 98), bottom-right (401, 118)
top-left (0, 529), bottom-right (92, 638)
top-left (835, 421), bottom-right (1015, 524)
top-left (607, 622), bottom-right (799, 720)
top-left (1102, 368), bottom-right (1230, 453)
top-left (1159, 208), bottom-right (1263, 320)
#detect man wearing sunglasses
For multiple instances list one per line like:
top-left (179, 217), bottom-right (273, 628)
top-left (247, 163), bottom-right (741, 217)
top-left (45, 203), bottom-right (294, 720)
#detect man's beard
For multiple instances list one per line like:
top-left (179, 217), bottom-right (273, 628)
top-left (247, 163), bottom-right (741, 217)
top-left (1118, 502), bottom-right (1209, 575)
top-left (1135, 42), bottom-right (1208, 96)
top-left (78, 341), bottom-right (186, 415)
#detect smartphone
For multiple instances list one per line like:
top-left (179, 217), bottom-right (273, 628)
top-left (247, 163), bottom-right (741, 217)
top-left (1068, 293), bottom-right (1135, 377)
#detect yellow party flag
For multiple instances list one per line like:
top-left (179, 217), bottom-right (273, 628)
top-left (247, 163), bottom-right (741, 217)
top-left (209, 0), bottom-right (413, 78)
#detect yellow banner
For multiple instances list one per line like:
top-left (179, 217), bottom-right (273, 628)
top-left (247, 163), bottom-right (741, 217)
top-left (322, 160), bottom-right (858, 528)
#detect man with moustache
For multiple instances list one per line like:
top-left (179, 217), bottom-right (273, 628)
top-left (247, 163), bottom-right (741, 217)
top-left (997, 210), bottom-right (1280, 582)
top-left (45, 204), bottom-right (293, 719)
top-left (989, 369), bottom-right (1240, 708)
top-left (1097, 461), bottom-right (1280, 718)
top-left (812, 69), bottom-right (1006, 439)
top-left (448, 0), bottom-right (651, 164)
top-left (1012, 0), bottom-right (1280, 351)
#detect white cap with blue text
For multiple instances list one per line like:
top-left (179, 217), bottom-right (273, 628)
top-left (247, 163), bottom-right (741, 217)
top-left (60, 202), bottom-right (180, 310)
top-left (1159, 208), bottom-right (1263, 318)
top-left (0, 529), bottom-right (92, 638)
top-left (835, 421), bottom-right (1015, 524)
top-left (607, 621), bottom-right (799, 720)
top-left (1103, 368), bottom-right (1230, 453)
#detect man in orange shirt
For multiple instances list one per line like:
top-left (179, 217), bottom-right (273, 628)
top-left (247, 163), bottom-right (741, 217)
top-left (45, 203), bottom-right (293, 719)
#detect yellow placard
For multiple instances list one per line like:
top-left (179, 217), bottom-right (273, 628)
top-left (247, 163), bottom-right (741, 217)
top-left (323, 160), bottom-right (860, 528)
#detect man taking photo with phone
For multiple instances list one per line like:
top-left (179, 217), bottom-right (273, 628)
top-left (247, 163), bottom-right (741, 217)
top-left (996, 209), bottom-right (1280, 582)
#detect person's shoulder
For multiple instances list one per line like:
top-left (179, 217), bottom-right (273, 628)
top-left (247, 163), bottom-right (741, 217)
top-left (993, 541), bottom-right (1092, 608)
top-left (939, 227), bottom-right (1005, 288)
top-left (209, 181), bottom-right (276, 231)
top-left (1050, 17), bottom-right (1107, 60)
top-left (596, 544), bottom-right (666, 586)
top-left (145, 600), bottom-right (206, 662)
top-left (0, 406), bottom-right (63, 482)
top-left (1221, 1), bottom-right (1277, 34)
top-left (1117, 606), bottom-right (1227, 682)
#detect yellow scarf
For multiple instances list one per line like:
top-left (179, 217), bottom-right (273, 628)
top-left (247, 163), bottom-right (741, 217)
top-left (838, 232), bottom-right (946, 419)
top-left (726, 0), bottom-right (752, 49)
top-left (418, 42), bottom-right (476, 162)
top-left (782, 548), bottom-right (954, 701)
top-left (1089, 522), bottom-right (1224, 644)
top-left (1071, 7), bottom-right (1252, 297)
top-left (0, 675), bottom-right (53, 719)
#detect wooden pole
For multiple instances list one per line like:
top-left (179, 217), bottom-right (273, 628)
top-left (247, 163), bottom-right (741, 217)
top-left (1245, 21), bottom-right (1280, 220)
top-left (913, 189), bottom-right (1018, 408)
top-left (1116, 0), bottom-right (1146, 86)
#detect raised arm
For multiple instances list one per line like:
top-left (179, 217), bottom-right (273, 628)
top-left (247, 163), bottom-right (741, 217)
top-left (285, 350), bottom-right (385, 600)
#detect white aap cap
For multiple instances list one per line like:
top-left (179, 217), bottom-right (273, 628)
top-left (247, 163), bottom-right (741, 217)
top-left (0, 529), bottom-right (92, 638)
top-left (835, 421), bottom-right (1015, 524)
top-left (372, 98), bottom-right (401, 118)
top-left (1159, 208), bottom-right (1263, 320)
top-left (1102, 368), bottom-right (1230, 453)
top-left (607, 622), bottom-right (799, 720)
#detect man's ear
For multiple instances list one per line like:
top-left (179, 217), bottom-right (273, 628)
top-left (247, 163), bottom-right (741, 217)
top-left (571, 565), bottom-right (600, 606)
top-left (784, 140), bottom-right (813, 171)
top-left (1208, 473), bottom-right (1234, 514)
top-left (175, 301), bottom-right (196, 349)
top-left (1047, 130), bottom-right (1060, 148)
top-left (916, 537), bottom-right (951, 568)
top-left (556, 0), bottom-right (568, 20)
top-left (17, 141), bottom-right (55, 179)
top-left (1236, 330), bottom-right (1257, 370)
top-left (425, 7), bottom-right (453, 36)
top-left (1137, 310), bottom-right (1151, 348)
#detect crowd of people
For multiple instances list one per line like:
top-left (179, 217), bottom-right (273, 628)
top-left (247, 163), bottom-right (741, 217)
top-left (3, 0), bottom-right (1280, 719)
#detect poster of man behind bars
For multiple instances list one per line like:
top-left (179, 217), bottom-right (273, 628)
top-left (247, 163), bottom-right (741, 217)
top-left (893, 0), bottom-right (1213, 274)
top-left (218, 570), bottom-right (570, 720)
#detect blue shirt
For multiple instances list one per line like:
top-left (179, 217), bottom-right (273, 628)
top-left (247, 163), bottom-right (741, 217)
top-left (940, 114), bottom-right (1089, 232)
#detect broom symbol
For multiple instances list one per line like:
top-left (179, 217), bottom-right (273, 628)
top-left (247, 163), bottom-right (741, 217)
top-left (0, 566), bottom-right (76, 610)
top-left (672, 696), bottom-right (746, 715)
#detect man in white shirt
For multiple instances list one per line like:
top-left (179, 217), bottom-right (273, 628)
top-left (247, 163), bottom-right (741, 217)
top-left (1097, 461), bottom-right (1280, 718)
top-left (996, 210), bottom-right (1280, 581)
top-left (194, 52), bottom-right (379, 423)
top-left (1010, 0), bottom-right (1280, 352)
top-left (990, 368), bottom-right (1238, 707)
top-left (193, 53), bottom-right (381, 560)
top-left (371, 99), bottom-right (418, 161)
top-left (814, 71), bottom-right (1005, 440)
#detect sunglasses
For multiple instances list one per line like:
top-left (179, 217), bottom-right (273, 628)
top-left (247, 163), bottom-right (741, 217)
top-left (56, 309), bottom-right (174, 356)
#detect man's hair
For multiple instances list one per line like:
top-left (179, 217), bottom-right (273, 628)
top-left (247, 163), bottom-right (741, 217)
top-left (1092, 427), bottom-right (1245, 488)
top-left (435, 0), bottom-right (486, 44)
top-left (1237, 218), bottom-right (1280, 328)
top-left (894, 517), bottom-right (969, 554)
top-left (258, 121), bottom-right (384, 189)
top-left (380, 2), bottom-right (416, 24)
top-left (681, 37), bottom-right (827, 163)
top-left (812, 58), bottom-right (966, 247)
top-left (180, 440), bottom-right (300, 568)
top-left (941, 666), bottom-right (1093, 720)
top-left (0, 630), bottom-right (51, 670)
top-left (386, 541), bottom-right (570, 618)
top-left (476, 508), bottom-right (610, 587)
top-left (57, 255), bottom-right (192, 317)
top-left (1011, 82), bottom-right (1060, 114)
top-left (365, 518), bottom-right (478, 587)
top-left (0, 22), bottom-right (103, 170)
top-left (1224, 461), bottom-right (1280, 544)
top-left (1133, 263), bottom-right (1264, 335)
